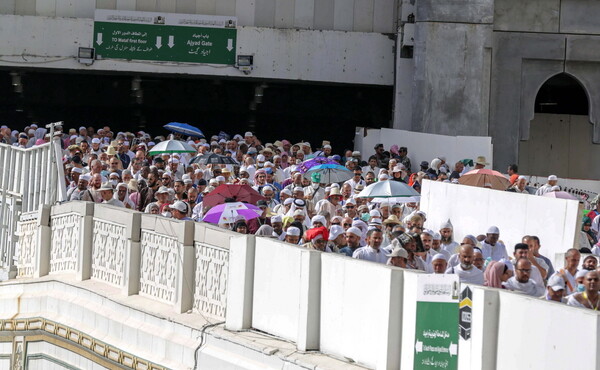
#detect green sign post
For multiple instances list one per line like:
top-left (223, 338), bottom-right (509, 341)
top-left (414, 274), bottom-right (460, 370)
top-left (93, 10), bottom-right (237, 65)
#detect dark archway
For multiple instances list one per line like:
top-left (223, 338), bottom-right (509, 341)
top-left (534, 73), bottom-right (589, 115)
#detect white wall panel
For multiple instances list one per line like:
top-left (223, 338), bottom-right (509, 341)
top-left (196, 0), bottom-right (216, 15)
top-left (176, 0), bottom-right (196, 14)
top-left (254, 0), bottom-right (275, 27)
top-left (235, 0), bottom-right (255, 26)
top-left (293, 0), bottom-right (313, 28)
top-left (135, 0), bottom-right (156, 12)
top-left (36, 0), bottom-right (57, 17)
top-left (0, 0), bottom-right (17, 14)
top-left (75, 0), bottom-right (95, 17)
top-left (116, 0), bottom-right (135, 10)
top-left (313, 0), bottom-right (334, 29)
top-left (353, 0), bottom-right (373, 32)
top-left (373, 0), bottom-right (395, 33)
top-left (56, 0), bottom-right (76, 17)
top-left (96, 0), bottom-right (116, 10)
top-left (274, 0), bottom-right (294, 28)
top-left (333, 0), bottom-right (354, 31)
top-left (156, 0), bottom-right (175, 12)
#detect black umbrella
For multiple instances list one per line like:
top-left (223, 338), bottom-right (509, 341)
top-left (190, 153), bottom-right (238, 165)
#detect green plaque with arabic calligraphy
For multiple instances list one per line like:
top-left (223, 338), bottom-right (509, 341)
top-left (414, 274), bottom-right (459, 370)
top-left (93, 10), bottom-right (237, 65)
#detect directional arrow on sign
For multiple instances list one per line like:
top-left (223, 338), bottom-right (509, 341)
top-left (156, 36), bottom-right (162, 49)
top-left (226, 39), bottom-right (233, 52)
top-left (449, 342), bottom-right (458, 357)
top-left (96, 33), bottom-right (103, 45)
top-left (168, 35), bottom-right (175, 48)
top-left (415, 340), bottom-right (423, 353)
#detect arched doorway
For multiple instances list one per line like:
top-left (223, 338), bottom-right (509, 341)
top-left (518, 73), bottom-right (598, 179)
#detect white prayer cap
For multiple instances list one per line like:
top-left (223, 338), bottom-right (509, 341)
top-left (345, 198), bottom-right (356, 205)
top-left (80, 174), bottom-right (91, 182)
top-left (286, 226), bottom-right (301, 236)
top-left (293, 209), bottom-right (305, 217)
top-left (386, 247), bottom-right (408, 258)
top-left (280, 188), bottom-right (292, 196)
top-left (433, 232), bottom-right (442, 241)
top-left (283, 198), bottom-right (294, 205)
top-left (256, 154), bottom-right (266, 162)
top-left (487, 226), bottom-right (500, 234)
top-left (91, 138), bottom-right (101, 144)
top-left (216, 176), bottom-right (226, 182)
top-left (116, 182), bottom-right (128, 190)
top-left (293, 186), bottom-right (304, 193)
top-left (346, 227), bottom-right (362, 237)
top-left (79, 126), bottom-right (86, 131)
top-left (244, 131), bottom-right (253, 137)
top-left (440, 219), bottom-right (453, 230)
top-left (328, 225), bottom-right (345, 241)
top-left (194, 169), bottom-right (203, 174)
top-left (262, 185), bottom-right (274, 193)
top-left (432, 253), bottom-right (447, 262)
top-left (311, 215), bottom-right (327, 225)
top-left (369, 217), bottom-right (382, 225)
top-left (369, 209), bottom-right (381, 217)
top-left (168, 158), bottom-right (179, 164)
top-left (271, 215), bottom-right (282, 223)
top-left (518, 175), bottom-right (526, 180)
top-left (576, 270), bottom-right (589, 279)
top-left (548, 175), bottom-right (558, 181)
top-left (71, 167), bottom-right (83, 174)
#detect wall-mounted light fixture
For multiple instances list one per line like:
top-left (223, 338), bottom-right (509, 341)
top-left (236, 55), bottom-right (253, 75)
top-left (78, 47), bottom-right (95, 65)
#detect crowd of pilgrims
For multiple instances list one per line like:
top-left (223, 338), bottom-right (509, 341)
top-left (3, 123), bottom-right (600, 310)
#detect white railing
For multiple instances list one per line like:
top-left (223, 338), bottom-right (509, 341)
top-left (0, 140), bottom-right (65, 274)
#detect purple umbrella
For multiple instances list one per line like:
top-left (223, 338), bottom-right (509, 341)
top-left (298, 157), bottom-right (340, 174)
top-left (202, 202), bottom-right (262, 224)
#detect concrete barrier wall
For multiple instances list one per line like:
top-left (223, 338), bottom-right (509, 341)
top-left (420, 180), bottom-right (580, 263)
top-left (252, 237), bottom-right (321, 350)
top-left (355, 127), bottom-right (494, 170)
top-left (496, 289), bottom-right (600, 369)
top-left (320, 253), bottom-right (403, 369)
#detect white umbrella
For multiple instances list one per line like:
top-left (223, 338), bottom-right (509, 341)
top-left (356, 180), bottom-right (420, 198)
top-left (370, 196), bottom-right (421, 204)
top-left (148, 139), bottom-right (196, 155)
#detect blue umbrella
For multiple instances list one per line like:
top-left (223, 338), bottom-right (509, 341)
top-left (163, 122), bottom-right (204, 138)
top-left (302, 164), bottom-right (353, 184)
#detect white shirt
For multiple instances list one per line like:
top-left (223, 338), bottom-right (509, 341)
top-left (442, 241), bottom-right (460, 255)
top-left (352, 245), bottom-right (387, 264)
top-left (503, 277), bottom-right (545, 297)
top-left (446, 264), bottom-right (484, 285)
top-left (535, 184), bottom-right (553, 196)
top-left (511, 260), bottom-right (544, 287)
top-left (481, 241), bottom-right (509, 261)
top-left (344, 178), bottom-right (366, 193)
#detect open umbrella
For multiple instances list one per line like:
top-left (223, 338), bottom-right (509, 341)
top-left (356, 180), bottom-right (420, 198)
top-left (543, 191), bottom-right (579, 201)
top-left (298, 157), bottom-right (340, 174)
top-left (148, 140), bottom-right (196, 155)
top-left (302, 164), bottom-right (353, 184)
top-left (190, 153), bottom-right (237, 166)
top-left (202, 184), bottom-right (265, 208)
top-left (163, 122), bottom-right (204, 138)
top-left (370, 196), bottom-right (421, 204)
top-left (202, 202), bottom-right (262, 224)
top-left (458, 169), bottom-right (511, 190)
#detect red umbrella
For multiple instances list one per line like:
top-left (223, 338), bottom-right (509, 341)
top-left (202, 184), bottom-right (265, 208)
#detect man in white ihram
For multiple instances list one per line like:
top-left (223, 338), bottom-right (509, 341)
top-left (503, 258), bottom-right (545, 297)
top-left (445, 244), bottom-right (484, 285)
top-left (481, 226), bottom-right (509, 261)
top-left (535, 175), bottom-right (558, 196)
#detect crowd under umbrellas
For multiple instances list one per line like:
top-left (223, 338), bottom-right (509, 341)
top-left (3, 120), bottom-right (600, 310)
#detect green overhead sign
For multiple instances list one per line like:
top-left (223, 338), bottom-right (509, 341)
top-left (93, 10), bottom-right (237, 65)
